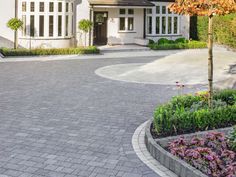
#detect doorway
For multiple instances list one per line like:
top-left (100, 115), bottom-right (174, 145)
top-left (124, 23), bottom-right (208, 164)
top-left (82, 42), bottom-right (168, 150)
top-left (93, 12), bottom-right (108, 45)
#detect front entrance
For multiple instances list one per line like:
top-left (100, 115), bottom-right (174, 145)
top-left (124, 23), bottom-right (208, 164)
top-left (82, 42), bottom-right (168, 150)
top-left (93, 12), bottom-right (108, 45)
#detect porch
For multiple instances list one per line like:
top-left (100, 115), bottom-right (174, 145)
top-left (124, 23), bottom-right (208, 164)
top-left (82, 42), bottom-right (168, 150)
top-left (88, 0), bottom-right (154, 46)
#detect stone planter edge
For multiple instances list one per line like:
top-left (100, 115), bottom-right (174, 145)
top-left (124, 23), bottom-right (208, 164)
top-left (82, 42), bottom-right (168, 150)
top-left (145, 119), bottom-right (216, 177)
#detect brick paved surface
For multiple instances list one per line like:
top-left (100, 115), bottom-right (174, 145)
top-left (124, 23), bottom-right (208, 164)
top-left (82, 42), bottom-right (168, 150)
top-left (0, 56), bottom-right (203, 177)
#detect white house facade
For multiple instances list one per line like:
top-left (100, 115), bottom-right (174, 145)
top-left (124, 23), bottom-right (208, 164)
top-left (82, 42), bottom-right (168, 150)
top-left (0, 0), bottom-right (190, 49)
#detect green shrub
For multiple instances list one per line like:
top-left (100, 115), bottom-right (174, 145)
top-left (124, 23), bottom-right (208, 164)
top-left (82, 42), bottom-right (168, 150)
top-left (153, 89), bottom-right (236, 137)
top-left (213, 89), bottom-right (236, 105)
top-left (0, 46), bottom-right (100, 56)
top-left (149, 39), bottom-right (155, 45)
top-left (175, 38), bottom-right (188, 44)
top-left (158, 38), bottom-right (171, 45)
top-left (228, 126), bottom-right (236, 151)
top-left (197, 14), bottom-right (236, 48)
top-left (149, 40), bottom-right (207, 50)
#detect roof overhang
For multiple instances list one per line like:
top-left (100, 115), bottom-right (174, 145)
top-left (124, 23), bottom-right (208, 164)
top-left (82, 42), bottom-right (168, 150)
top-left (89, 0), bottom-right (155, 7)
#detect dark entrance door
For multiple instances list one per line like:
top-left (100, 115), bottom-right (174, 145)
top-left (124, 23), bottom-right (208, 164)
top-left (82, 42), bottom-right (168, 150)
top-left (93, 12), bottom-right (108, 45)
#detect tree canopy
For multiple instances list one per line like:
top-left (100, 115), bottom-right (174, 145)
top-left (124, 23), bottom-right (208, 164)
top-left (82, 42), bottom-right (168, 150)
top-left (78, 19), bottom-right (93, 33)
top-left (7, 18), bottom-right (23, 31)
top-left (169, 0), bottom-right (236, 17)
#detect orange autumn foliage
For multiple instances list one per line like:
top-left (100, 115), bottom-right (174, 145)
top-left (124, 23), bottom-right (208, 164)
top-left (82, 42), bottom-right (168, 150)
top-left (169, 0), bottom-right (236, 17)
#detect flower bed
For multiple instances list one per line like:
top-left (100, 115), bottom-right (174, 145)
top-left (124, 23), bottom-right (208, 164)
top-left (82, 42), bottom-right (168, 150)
top-left (153, 89), bottom-right (236, 138)
top-left (169, 132), bottom-right (236, 177)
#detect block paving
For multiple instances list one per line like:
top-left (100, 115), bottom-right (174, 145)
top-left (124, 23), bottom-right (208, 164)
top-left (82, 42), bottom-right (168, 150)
top-left (0, 56), bottom-right (204, 177)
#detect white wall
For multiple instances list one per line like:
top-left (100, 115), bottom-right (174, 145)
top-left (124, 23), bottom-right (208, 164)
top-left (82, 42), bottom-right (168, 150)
top-left (75, 0), bottom-right (90, 46)
top-left (0, 0), bottom-right (15, 45)
top-left (179, 15), bottom-right (190, 39)
top-left (19, 38), bottom-right (73, 48)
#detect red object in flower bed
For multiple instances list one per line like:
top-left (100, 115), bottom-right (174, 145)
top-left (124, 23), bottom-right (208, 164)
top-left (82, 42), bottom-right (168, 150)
top-left (169, 132), bottom-right (236, 177)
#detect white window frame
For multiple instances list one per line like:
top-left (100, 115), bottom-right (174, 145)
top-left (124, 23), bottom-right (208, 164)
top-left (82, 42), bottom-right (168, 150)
top-left (146, 3), bottom-right (180, 36)
top-left (118, 8), bottom-right (135, 32)
top-left (19, 0), bottom-right (74, 39)
top-left (146, 8), bottom-right (152, 35)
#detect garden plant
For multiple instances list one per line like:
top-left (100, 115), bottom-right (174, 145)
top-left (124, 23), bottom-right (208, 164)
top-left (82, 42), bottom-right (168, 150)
top-left (153, 89), bottom-right (236, 137)
top-left (169, 132), bottom-right (236, 177)
top-left (148, 38), bottom-right (207, 50)
top-left (7, 18), bottom-right (23, 49)
top-left (78, 19), bottom-right (93, 47)
top-left (0, 46), bottom-right (99, 56)
top-left (229, 126), bottom-right (236, 152)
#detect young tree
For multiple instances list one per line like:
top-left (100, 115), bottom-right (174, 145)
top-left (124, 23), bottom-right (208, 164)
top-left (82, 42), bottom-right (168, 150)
top-left (7, 18), bottom-right (23, 49)
top-left (78, 19), bottom-right (93, 47)
top-left (169, 0), bottom-right (236, 108)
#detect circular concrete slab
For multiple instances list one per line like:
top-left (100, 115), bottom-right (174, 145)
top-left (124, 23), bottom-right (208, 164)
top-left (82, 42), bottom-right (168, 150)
top-left (95, 47), bottom-right (236, 85)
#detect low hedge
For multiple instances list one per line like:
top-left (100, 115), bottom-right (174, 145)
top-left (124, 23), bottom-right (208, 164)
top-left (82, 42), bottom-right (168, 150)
top-left (149, 39), bottom-right (207, 50)
top-left (153, 90), bottom-right (236, 137)
top-left (0, 46), bottom-right (100, 56)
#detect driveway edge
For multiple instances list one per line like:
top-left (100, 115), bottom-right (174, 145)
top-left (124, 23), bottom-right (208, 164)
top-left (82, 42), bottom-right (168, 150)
top-left (132, 120), bottom-right (177, 177)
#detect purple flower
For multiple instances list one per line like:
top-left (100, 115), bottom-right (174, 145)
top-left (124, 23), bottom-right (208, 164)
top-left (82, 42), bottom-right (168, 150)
top-left (205, 155), bottom-right (214, 161)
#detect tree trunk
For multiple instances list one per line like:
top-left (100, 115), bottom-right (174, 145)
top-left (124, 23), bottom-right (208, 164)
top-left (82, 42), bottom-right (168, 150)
top-left (84, 33), bottom-right (87, 47)
top-left (14, 30), bottom-right (18, 49)
top-left (208, 16), bottom-right (213, 108)
top-left (14, 0), bottom-right (18, 49)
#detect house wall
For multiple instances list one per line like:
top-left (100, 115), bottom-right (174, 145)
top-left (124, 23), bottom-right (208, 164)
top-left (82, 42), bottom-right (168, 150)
top-left (93, 8), bottom-right (144, 45)
top-left (0, 0), bottom-right (15, 47)
top-left (0, 0), bottom-right (190, 48)
top-left (75, 0), bottom-right (90, 46)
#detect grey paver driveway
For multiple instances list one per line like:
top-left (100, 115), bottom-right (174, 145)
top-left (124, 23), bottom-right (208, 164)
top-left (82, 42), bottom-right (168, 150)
top-left (0, 56), bottom-right (203, 177)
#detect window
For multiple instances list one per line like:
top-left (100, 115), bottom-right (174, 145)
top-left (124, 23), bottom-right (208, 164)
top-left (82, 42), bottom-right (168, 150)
top-left (128, 18), bottom-right (134, 31)
top-left (146, 8), bottom-right (152, 34)
top-left (156, 6), bottom-right (160, 14)
top-left (58, 2), bottom-right (62, 12)
top-left (58, 15), bottom-right (62, 36)
top-left (49, 2), bottom-right (54, 12)
top-left (162, 6), bottom-right (166, 14)
top-left (147, 9), bottom-right (152, 14)
top-left (39, 2), bottom-right (44, 12)
top-left (30, 2), bottom-right (35, 12)
top-left (119, 18), bottom-right (125, 31)
top-left (168, 17), bottom-right (172, 34)
top-left (120, 9), bottom-right (125, 15)
top-left (39, 16), bottom-right (44, 37)
top-left (65, 15), bottom-right (69, 36)
top-left (174, 17), bottom-right (178, 34)
top-left (146, 5), bottom-right (179, 35)
top-left (119, 9), bottom-right (134, 31)
top-left (66, 3), bottom-right (69, 12)
top-left (22, 15), bottom-right (26, 36)
top-left (49, 16), bottom-right (54, 36)
top-left (128, 9), bottom-right (134, 15)
top-left (22, 2), bottom-right (26, 12)
top-left (156, 17), bottom-right (160, 34)
top-left (147, 16), bottom-right (152, 34)
top-left (162, 17), bottom-right (166, 34)
top-left (30, 15), bottom-right (35, 36)
top-left (20, 0), bottom-right (74, 38)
